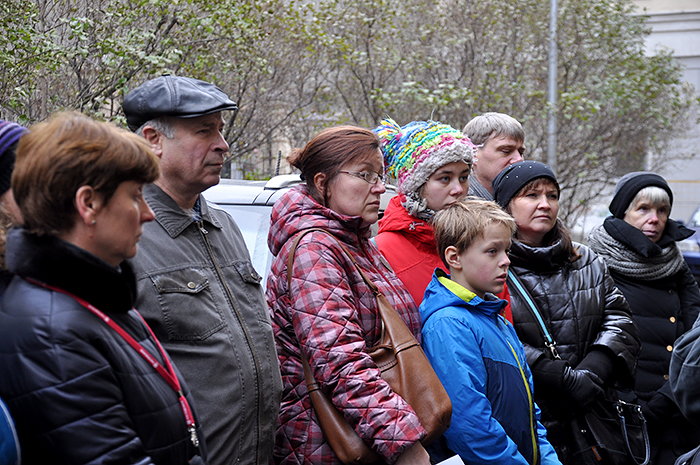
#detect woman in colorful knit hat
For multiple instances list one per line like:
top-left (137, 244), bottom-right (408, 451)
top-left (373, 118), bottom-right (475, 306)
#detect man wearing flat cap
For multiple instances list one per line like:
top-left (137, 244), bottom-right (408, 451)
top-left (123, 75), bottom-right (282, 465)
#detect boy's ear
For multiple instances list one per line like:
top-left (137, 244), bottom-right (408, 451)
top-left (444, 245), bottom-right (463, 271)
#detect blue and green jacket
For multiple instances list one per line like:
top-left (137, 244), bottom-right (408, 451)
top-left (420, 269), bottom-right (560, 465)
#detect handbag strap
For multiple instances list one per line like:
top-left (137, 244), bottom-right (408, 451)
top-left (285, 227), bottom-right (387, 392)
top-left (286, 227), bottom-right (382, 298)
top-left (616, 401), bottom-right (651, 465)
top-left (506, 270), bottom-right (561, 360)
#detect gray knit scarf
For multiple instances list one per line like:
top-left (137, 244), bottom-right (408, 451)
top-left (402, 191), bottom-right (436, 221)
top-left (588, 224), bottom-right (686, 280)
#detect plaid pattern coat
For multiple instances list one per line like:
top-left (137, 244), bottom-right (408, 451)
top-left (266, 185), bottom-right (426, 464)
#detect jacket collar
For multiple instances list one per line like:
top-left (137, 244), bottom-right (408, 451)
top-left (509, 229), bottom-right (569, 272)
top-left (377, 196), bottom-right (436, 245)
top-left (5, 228), bottom-right (137, 313)
top-left (603, 216), bottom-right (694, 258)
top-left (144, 183), bottom-right (222, 238)
top-left (268, 184), bottom-right (371, 256)
top-left (420, 269), bottom-right (507, 324)
top-left (467, 173), bottom-right (494, 201)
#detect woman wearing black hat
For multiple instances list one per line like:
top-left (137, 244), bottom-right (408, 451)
top-left (588, 172), bottom-right (700, 465)
top-left (492, 161), bottom-right (640, 464)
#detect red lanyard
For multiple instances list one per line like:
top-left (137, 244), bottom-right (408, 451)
top-left (26, 277), bottom-right (199, 448)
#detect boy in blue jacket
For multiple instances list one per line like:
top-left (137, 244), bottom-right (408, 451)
top-left (421, 199), bottom-right (560, 465)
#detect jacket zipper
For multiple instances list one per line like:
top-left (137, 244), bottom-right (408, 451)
top-left (504, 328), bottom-right (538, 465)
top-left (198, 220), bottom-right (265, 465)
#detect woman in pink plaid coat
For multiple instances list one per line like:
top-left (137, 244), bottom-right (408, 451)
top-left (265, 126), bottom-right (430, 465)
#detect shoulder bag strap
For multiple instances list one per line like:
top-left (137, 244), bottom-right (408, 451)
top-left (284, 228), bottom-right (384, 463)
top-left (285, 226), bottom-right (383, 369)
top-left (286, 228), bottom-right (382, 297)
top-left (506, 270), bottom-right (561, 360)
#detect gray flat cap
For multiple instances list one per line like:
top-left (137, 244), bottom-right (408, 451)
top-left (122, 75), bottom-right (238, 131)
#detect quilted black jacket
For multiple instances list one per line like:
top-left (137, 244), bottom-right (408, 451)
top-left (590, 219), bottom-right (700, 463)
top-left (507, 236), bottom-right (640, 445)
top-left (0, 229), bottom-right (206, 465)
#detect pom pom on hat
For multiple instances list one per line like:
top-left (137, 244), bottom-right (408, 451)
top-left (374, 117), bottom-right (475, 195)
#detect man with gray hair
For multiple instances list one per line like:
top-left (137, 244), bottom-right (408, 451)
top-left (463, 112), bottom-right (525, 200)
top-left (122, 75), bottom-right (282, 465)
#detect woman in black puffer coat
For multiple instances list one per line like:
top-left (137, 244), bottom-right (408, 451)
top-left (0, 112), bottom-right (206, 465)
top-left (492, 161), bottom-right (641, 464)
top-left (588, 172), bottom-right (700, 465)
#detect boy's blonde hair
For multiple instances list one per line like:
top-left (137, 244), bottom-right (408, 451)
top-left (433, 197), bottom-right (516, 269)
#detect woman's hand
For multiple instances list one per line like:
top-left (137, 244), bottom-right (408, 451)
top-left (394, 442), bottom-right (431, 465)
top-left (562, 366), bottom-right (604, 406)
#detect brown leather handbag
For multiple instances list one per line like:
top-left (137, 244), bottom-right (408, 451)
top-left (286, 228), bottom-right (452, 464)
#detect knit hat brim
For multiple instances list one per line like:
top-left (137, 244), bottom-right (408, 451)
top-left (492, 161), bottom-right (559, 208)
top-left (608, 172), bottom-right (672, 219)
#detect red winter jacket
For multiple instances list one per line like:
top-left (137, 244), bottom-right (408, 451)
top-left (375, 197), bottom-right (443, 306)
top-left (375, 197), bottom-right (512, 320)
top-left (266, 185), bottom-right (426, 465)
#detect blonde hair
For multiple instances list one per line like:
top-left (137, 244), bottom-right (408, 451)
top-left (625, 186), bottom-right (671, 216)
top-left (433, 197), bottom-right (516, 268)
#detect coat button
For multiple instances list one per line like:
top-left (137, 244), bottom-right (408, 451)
top-left (664, 374), bottom-right (670, 380)
top-left (667, 345), bottom-right (673, 352)
top-left (669, 290), bottom-right (675, 294)
top-left (670, 316), bottom-right (677, 323)
top-left (187, 282), bottom-right (196, 289)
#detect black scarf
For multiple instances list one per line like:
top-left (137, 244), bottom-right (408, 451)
top-left (5, 228), bottom-right (137, 313)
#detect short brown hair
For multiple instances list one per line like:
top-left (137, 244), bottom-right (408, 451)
top-left (433, 197), bottom-right (516, 269)
top-left (13, 111), bottom-right (160, 236)
top-left (287, 126), bottom-right (380, 205)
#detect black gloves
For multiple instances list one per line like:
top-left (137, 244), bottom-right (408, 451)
top-left (576, 349), bottom-right (614, 385)
top-left (562, 366), bottom-right (605, 407)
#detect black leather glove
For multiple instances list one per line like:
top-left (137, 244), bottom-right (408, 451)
top-left (562, 366), bottom-right (605, 407)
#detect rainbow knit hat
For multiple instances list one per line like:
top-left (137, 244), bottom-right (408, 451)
top-left (373, 117), bottom-right (475, 195)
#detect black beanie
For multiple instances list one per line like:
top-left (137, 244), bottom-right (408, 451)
top-left (492, 160), bottom-right (559, 208)
top-left (608, 172), bottom-right (673, 219)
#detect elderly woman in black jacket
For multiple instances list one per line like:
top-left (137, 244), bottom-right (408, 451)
top-left (588, 172), bottom-right (700, 465)
top-left (0, 112), bottom-right (206, 465)
top-left (492, 161), bottom-right (640, 464)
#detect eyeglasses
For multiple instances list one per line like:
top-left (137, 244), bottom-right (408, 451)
top-left (339, 170), bottom-right (385, 185)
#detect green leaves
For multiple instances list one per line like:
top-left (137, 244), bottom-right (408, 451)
top-left (1, 0), bottom-right (694, 206)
